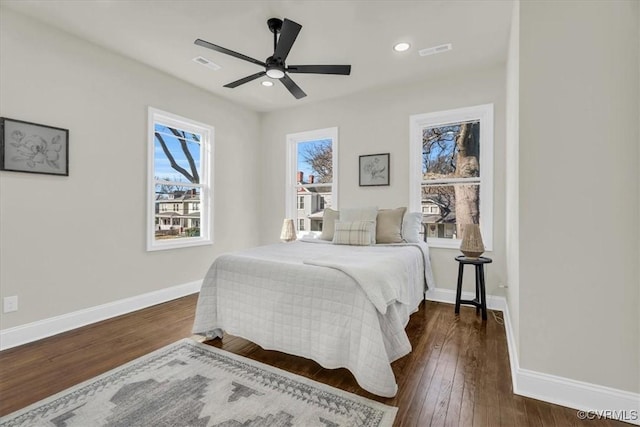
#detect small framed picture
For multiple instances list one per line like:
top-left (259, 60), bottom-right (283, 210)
top-left (0, 117), bottom-right (69, 176)
top-left (359, 153), bottom-right (390, 186)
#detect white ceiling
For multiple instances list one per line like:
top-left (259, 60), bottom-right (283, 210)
top-left (2, 0), bottom-right (513, 113)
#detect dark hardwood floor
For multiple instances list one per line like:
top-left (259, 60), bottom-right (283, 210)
top-left (0, 295), bottom-right (626, 426)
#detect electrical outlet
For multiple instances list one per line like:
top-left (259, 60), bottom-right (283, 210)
top-left (3, 296), bottom-right (18, 313)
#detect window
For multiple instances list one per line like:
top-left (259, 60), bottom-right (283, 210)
top-left (422, 204), bottom-right (440, 214)
top-left (410, 104), bottom-right (493, 249)
top-left (286, 127), bottom-right (338, 237)
top-left (147, 107), bottom-right (213, 251)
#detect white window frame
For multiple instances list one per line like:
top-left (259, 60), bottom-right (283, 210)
top-left (286, 127), bottom-right (338, 238)
top-left (409, 104), bottom-right (494, 250)
top-left (147, 107), bottom-right (213, 251)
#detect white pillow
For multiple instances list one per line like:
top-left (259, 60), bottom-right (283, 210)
top-left (332, 221), bottom-right (375, 246)
top-left (340, 207), bottom-right (378, 244)
top-left (319, 208), bottom-right (339, 241)
top-left (402, 212), bottom-right (423, 243)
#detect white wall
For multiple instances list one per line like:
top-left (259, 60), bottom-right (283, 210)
top-left (519, 0), bottom-right (639, 393)
top-left (260, 65), bottom-right (507, 295)
top-left (505, 0), bottom-right (520, 359)
top-left (0, 8), bottom-right (262, 329)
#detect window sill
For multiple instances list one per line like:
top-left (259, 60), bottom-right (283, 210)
top-left (147, 237), bottom-right (213, 252)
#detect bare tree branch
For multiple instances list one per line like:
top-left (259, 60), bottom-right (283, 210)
top-left (154, 132), bottom-right (195, 182)
top-left (301, 142), bottom-right (332, 183)
top-left (168, 127), bottom-right (200, 183)
top-left (422, 185), bottom-right (454, 222)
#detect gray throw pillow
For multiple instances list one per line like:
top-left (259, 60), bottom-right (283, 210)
top-left (376, 207), bottom-right (407, 243)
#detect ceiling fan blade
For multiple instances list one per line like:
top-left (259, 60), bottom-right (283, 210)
top-left (273, 19), bottom-right (302, 61)
top-left (280, 74), bottom-right (306, 99)
top-left (287, 65), bottom-right (351, 75)
top-left (195, 39), bottom-right (266, 67)
top-left (223, 71), bottom-right (267, 88)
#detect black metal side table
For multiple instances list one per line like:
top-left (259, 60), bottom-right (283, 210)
top-left (454, 255), bottom-right (492, 320)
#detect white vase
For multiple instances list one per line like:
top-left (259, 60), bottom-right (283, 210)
top-left (280, 219), bottom-right (296, 242)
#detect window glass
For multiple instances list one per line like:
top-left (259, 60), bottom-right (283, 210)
top-left (410, 105), bottom-right (493, 249)
top-left (148, 108), bottom-right (212, 250)
top-left (286, 128), bottom-right (338, 238)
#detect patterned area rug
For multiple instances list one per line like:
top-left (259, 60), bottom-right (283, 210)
top-left (0, 338), bottom-right (396, 427)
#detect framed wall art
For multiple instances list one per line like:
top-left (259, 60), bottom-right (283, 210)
top-left (359, 153), bottom-right (389, 186)
top-left (0, 117), bottom-right (69, 176)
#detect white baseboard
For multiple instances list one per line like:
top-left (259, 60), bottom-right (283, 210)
top-left (0, 280), bottom-right (202, 351)
top-left (425, 287), bottom-right (640, 425)
top-left (425, 286), bottom-right (506, 311)
top-left (515, 368), bottom-right (640, 425)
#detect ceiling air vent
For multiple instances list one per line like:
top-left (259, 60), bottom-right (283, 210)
top-left (192, 56), bottom-right (221, 71)
top-left (418, 43), bottom-right (453, 57)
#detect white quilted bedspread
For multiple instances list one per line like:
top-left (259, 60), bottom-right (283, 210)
top-left (192, 240), bottom-right (434, 397)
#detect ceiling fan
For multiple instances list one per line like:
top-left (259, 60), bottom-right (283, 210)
top-left (194, 18), bottom-right (351, 99)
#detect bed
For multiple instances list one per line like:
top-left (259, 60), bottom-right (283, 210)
top-left (192, 228), bottom-right (435, 398)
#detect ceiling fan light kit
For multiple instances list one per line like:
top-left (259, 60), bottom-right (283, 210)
top-left (266, 69), bottom-right (285, 79)
top-left (195, 17), bottom-right (351, 99)
top-left (265, 56), bottom-right (285, 79)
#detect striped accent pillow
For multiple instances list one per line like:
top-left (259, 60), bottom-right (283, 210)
top-left (332, 221), bottom-right (375, 246)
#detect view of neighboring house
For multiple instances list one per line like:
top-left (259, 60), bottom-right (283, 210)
top-left (295, 170), bottom-right (456, 239)
top-left (295, 171), bottom-right (332, 233)
top-left (155, 189), bottom-right (201, 238)
top-left (421, 201), bottom-right (457, 239)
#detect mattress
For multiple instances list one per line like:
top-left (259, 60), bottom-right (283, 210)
top-left (192, 240), bottom-right (434, 397)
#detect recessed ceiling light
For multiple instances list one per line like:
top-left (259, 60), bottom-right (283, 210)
top-left (393, 42), bottom-right (411, 52)
top-left (261, 81), bottom-right (274, 87)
